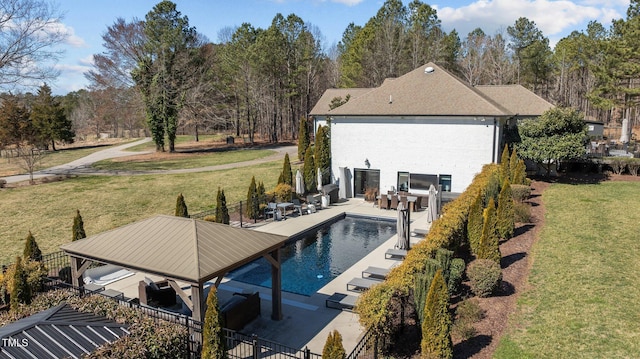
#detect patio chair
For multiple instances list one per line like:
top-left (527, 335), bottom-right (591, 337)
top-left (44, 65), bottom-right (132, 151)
top-left (307, 195), bottom-right (321, 209)
top-left (379, 195), bottom-right (389, 209)
top-left (264, 202), bottom-right (277, 220)
top-left (292, 198), bottom-right (306, 216)
top-left (389, 195), bottom-right (399, 210)
top-left (326, 292), bottom-right (358, 311)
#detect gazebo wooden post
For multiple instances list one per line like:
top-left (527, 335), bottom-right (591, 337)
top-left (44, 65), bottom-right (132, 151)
top-left (70, 256), bottom-right (92, 296)
top-left (191, 284), bottom-right (205, 346)
top-left (270, 248), bottom-right (282, 320)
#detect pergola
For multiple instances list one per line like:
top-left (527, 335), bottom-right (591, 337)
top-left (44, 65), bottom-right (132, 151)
top-left (60, 215), bottom-right (288, 328)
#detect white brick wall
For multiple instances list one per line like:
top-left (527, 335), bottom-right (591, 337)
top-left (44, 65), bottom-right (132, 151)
top-left (330, 116), bottom-right (501, 195)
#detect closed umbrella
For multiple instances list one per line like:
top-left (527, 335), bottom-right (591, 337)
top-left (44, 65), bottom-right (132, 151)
top-left (317, 167), bottom-right (323, 192)
top-left (396, 201), bottom-right (410, 250)
top-left (295, 170), bottom-right (304, 195)
top-left (427, 184), bottom-right (438, 223)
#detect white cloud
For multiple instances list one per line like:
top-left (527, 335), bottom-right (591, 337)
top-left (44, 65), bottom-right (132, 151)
top-left (434, 0), bottom-right (624, 40)
top-left (330, 0), bottom-right (364, 5)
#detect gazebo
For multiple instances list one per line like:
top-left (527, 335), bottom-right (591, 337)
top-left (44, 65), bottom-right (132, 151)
top-left (60, 215), bottom-right (289, 327)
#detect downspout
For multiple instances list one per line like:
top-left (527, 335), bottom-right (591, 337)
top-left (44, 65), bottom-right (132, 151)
top-left (492, 118), bottom-right (498, 163)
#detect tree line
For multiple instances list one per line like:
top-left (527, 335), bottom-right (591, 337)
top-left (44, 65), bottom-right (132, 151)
top-left (3, 0), bottom-right (640, 153)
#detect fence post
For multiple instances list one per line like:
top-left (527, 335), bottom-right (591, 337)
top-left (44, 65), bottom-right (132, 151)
top-left (252, 334), bottom-right (259, 359)
top-left (240, 201), bottom-right (243, 228)
top-left (373, 335), bottom-right (378, 359)
top-left (304, 346), bottom-right (310, 359)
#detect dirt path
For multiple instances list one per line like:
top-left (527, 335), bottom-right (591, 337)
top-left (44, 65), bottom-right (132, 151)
top-left (453, 180), bottom-right (549, 358)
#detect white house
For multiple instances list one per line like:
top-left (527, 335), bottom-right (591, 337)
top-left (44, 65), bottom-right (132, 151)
top-left (309, 62), bottom-right (553, 197)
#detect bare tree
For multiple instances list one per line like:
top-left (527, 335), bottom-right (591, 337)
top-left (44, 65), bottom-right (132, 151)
top-left (16, 144), bottom-right (46, 184)
top-left (0, 0), bottom-right (68, 89)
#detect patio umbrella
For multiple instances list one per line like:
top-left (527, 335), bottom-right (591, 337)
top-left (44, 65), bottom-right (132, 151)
top-left (317, 168), bottom-right (323, 192)
top-left (396, 201), bottom-right (410, 250)
top-left (427, 184), bottom-right (438, 223)
top-left (295, 170), bottom-right (304, 195)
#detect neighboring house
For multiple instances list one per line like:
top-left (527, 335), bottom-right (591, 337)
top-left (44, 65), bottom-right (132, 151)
top-left (309, 62), bottom-right (554, 196)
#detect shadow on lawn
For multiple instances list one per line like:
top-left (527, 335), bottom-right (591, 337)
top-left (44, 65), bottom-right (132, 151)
top-left (453, 334), bottom-right (492, 359)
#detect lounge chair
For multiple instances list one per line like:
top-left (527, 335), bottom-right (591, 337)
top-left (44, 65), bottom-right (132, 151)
top-left (411, 228), bottom-right (429, 237)
top-left (264, 202), bottom-right (278, 220)
top-left (325, 292), bottom-right (358, 311)
top-left (385, 248), bottom-right (407, 260)
top-left (346, 277), bottom-right (380, 292)
top-left (361, 266), bottom-right (391, 281)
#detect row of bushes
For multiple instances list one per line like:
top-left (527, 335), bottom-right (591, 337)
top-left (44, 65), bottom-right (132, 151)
top-left (608, 157), bottom-right (640, 175)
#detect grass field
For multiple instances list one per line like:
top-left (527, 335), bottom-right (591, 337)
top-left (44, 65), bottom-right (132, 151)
top-left (0, 160), bottom-right (282, 264)
top-left (125, 134), bottom-right (230, 152)
top-left (494, 181), bottom-right (640, 358)
top-left (91, 148), bottom-right (275, 171)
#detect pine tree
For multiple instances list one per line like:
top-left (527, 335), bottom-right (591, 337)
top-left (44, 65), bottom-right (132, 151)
top-left (477, 198), bottom-right (501, 263)
top-left (175, 193), bottom-right (189, 218)
top-left (322, 330), bottom-right (346, 359)
top-left (11, 256), bottom-right (32, 310)
top-left (499, 144), bottom-right (510, 183)
top-left (298, 117), bottom-right (309, 161)
top-left (201, 286), bottom-right (227, 359)
top-left (281, 153), bottom-right (293, 186)
top-left (421, 269), bottom-right (453, 359)
top-left (257, 181), bottom-right (266, 210)
top-left (509, 147), bottom-right (519, 184)
top-left (512, 159), bottom-right (527, 185)
top-left (72, 209), bottom-right (86, 241)
top-left (496, 179), bottom-right (515, 240)
top-left (303, 147), bottom-right (316, 193)
top-left (315, 125), bottom-right (331, 184)
top-left (246, 176), bottom-right (259, 220)
top-left (467, 193), bottom-right (484, 255)
top-left (413, 259), bottom-right (442, 324)
top-left (215, 188), bottom-right (230, 224)
top-left (23, 231), bottom-right (42, 262)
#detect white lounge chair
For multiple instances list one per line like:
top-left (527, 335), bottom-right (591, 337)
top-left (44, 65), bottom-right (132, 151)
top-left (346, 277), bottom-right (380, 292)
top-left (385, 248), bottom-right (408, 260)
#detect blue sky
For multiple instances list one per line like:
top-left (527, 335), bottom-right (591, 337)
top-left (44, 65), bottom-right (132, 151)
top-left (51, 0), bottom-right (630, 95)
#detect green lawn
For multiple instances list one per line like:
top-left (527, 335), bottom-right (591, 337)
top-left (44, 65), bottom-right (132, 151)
top-left (125, 134), bottom-right (230, 152)
top-left (91, 148), bottom-right (275, 171)
top-left (0, 161), bottom-right (282, 264)
top-left (494, 181), bottom-right (640, 358)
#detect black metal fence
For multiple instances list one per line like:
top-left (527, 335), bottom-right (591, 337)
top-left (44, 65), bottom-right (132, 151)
top-left (225, 330), bottom-right (321, 359)
top-left (347, 328), bottom-right (382, 359)
top-left (190, 200), bottom-right (269, 228)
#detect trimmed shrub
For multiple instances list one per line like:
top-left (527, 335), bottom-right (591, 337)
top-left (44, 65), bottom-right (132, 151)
top-left (512, 159), bottom-right (528, 185)
top-left (298, 117), bottom-right (310, 161)
top-left (625, 158), bottom-right (640, 176)
top-left (303, 147), bottom-right (316, 192)
top-left (452, 298), bottom-right (485, 340)
top-left (421, 270), bottom-right (453, 359)
top-left (610, 157), bottom-right (626, 175)
top-left (215, 188), bottom-right (230, 224)
top-left (246, 176), bottom-right (260, 220)
top-left (281, 153), bottom-right (293, 186)
top-left (72, 209), bottom-right (86, 241)
top-left (477, 198), bottom-right (501, 264)
top-left (514, 202), bottom-right (532, 223)
top-left (435, 248), bottom-right (452, 282)
top-left (322, 329), bottom-right (346, 359)
top-left (23, 231), bottom-right (42, 262)
top-left (202, 286), bottom-right (227, 359)
top-left (511, 184), bottom-right (531, 202)
top-left (274, 183), bottom-right (293, 202)
top-left (482, 170), bottom-right (501, 207)
top-left (496, 179), bottom-right (515, 240)
top-left (467, 193), bottom-right (483, 255)
top-left (448, 258), bottom-right (465, 295)
top-left (174, 193), bottom-right (189, 218)
top-left (467, 259), bottom-right (502, 297)
top-left (203, 215), bottom-right (216, 222)
top-left (413, 259), bottom-right (442, 323)
top-left (10, 257), bottom-right (31, 309)
top-left (499, 144), bottom-right (510, 184)
top-left (315, 124), bottom-right (331, 185)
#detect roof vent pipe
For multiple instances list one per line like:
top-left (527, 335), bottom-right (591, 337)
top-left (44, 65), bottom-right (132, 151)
top-left (389, 95), bottom-right (393, 104)
top-left (424, 66), bottom-right (434, 74)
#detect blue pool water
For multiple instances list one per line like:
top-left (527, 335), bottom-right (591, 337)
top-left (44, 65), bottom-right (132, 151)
top-left (228, 216), bottom-right (396, 296)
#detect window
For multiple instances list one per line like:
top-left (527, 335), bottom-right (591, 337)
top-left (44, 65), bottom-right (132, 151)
top-left (439, 175), bottom-right (452, 192)
top-left (397, 172), bottom-right (409, 192)
top-left (354, 169), bottom-right (380, 197)
top-left (409, 173), bottom-right (438, 191)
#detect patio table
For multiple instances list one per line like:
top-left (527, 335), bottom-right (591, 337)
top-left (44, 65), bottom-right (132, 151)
top-left (276, 202), bottom-right (294, 219)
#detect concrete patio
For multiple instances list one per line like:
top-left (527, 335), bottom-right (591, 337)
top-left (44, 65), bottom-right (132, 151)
top-left (98, 198), bottom-right (432, 354)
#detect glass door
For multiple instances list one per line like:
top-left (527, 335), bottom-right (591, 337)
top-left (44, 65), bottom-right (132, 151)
top-left (353, 168), bottom-right (380, 197)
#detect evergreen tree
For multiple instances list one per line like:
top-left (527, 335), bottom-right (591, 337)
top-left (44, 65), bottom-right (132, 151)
top-left (281, 153), bottom-right (293, 186)
top-left (413, 259), bottom-right (442, 324)
top-left (496, 179), bottom-right (515, 240)
top-left (72, 209), bottom-right (86, 242)
top-left (322, 330), bottom-right (346, 359)
top-left (467, 193), bottom-right (484, 255)
top-left (298, 117), bottom-right (310, 161)
top-left (10, 257), bottom-right (32, 310)
top-left (421, 269), bottom-right (453, 359)
top-left (477, 198), bottom-right (501, 263)
top-left (246, 176), bottom-right (259, 220)
top-left (257, 181), bottom-right (266, 211)
top-left (201, 286), bottom-right (227, 359)
top-left (499, 144), bottom-right (510, 183)
top-left (215, 188), bottom-right (230, 224)
top-left (30, 83), bottom-right (74, 150)
top-left (303, 147), bottom-right (316, 193)
top-left (509, 147), bottom-right (520, 184)
top-left (175, 193), bottom-right (189, 218)
top-left (315, 125), bottom-right (331, 185)
top-left (23, 231), bottom-right (42, 262)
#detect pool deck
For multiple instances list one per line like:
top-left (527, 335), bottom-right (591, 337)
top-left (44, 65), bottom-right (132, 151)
top-left (101, 198), bottom-right (432, 354)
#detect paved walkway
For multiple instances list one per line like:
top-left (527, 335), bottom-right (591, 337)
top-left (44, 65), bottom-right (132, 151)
top-left (1, 138), bottom-right (297, 184)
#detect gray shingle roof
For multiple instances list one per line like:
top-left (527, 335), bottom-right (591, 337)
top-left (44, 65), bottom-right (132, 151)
top-left (60, 215), bottom-right (289, 284)
top-left (311, 63), bottom-right (553, 117)
top-left (0, 303), bottom-right (129, 359)
top-left (308, 88), bottom-right (372, 116)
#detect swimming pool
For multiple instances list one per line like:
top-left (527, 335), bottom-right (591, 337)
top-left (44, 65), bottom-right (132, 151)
top-left (228, 215), bottom-right (396, 296)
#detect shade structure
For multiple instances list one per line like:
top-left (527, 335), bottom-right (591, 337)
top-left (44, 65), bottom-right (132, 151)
top-left (295, 170), bottom-right (304, 195)
top-left (317, 167), bottom-right (323, 191)
top-left (396, 201), bottom-right (410, 250)
top-left (427, 184), bottom-right (438, 223)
